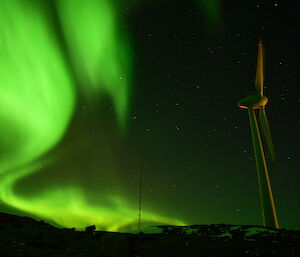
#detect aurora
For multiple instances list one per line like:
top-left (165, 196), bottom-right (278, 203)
top-left (0, 0), bottom-right (185, 231)
top-left (2, 0), bottom-right (295, 233)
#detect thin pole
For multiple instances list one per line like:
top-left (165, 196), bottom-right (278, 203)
top-left (138, 150), bottom-right (143, 232)
top-left (248, 107), bottom-right (279, 228)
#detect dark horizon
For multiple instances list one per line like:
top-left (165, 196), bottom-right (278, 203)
top-left (0, 0), bottom-right (299, 231)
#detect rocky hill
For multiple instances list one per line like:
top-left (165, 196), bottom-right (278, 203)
top-left (0, 212), bottom-right (299, 257)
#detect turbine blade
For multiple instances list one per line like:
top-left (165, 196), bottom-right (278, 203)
top-left (255, 39), bottom-right (264, 97)
top-left (259, 107), bottom-right (276, 163)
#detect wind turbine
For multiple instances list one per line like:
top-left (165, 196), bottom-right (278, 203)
top-left (237, 39), bottom-right (279, 229)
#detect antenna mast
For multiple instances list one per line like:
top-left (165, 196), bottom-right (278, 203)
top-left (138, 149), bottom-right (143, 232)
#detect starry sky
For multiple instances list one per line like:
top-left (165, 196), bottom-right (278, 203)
top-left (0, 0), bottom-right (299, 231)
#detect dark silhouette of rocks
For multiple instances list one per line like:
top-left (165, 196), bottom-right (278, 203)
top-left (0, 212), bottom-right (299, 257)
top-left (85, 225), bottom-right (96, 233)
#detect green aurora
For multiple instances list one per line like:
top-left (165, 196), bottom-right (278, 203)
top-left (196, 0), bottom-right (222, 29)
top-left (0, 0), bottom-right (228, 232)
top-left (56, 0), bottom-right (132, 128)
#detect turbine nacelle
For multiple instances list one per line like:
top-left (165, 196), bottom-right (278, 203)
top-left (238, 94), bottom-right (268, 109)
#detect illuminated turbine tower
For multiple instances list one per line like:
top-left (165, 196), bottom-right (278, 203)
top-left (237, 39), bottom-right (279, 229)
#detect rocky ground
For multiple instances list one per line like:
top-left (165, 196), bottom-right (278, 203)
top-left (0, 212), bottom-right (299, 257)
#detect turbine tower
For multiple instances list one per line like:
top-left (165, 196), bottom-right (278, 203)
top-left (237, 39), bottom-right (279, 229)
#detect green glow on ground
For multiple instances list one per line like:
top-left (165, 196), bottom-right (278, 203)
top-left (0, 0), bottom-right (184, 232)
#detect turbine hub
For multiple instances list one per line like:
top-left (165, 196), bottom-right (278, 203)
top-left (238, 94), bottom-right (268, 109)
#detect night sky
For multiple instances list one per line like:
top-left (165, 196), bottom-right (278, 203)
top-left (0, 0), bottom-right (299, 232)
